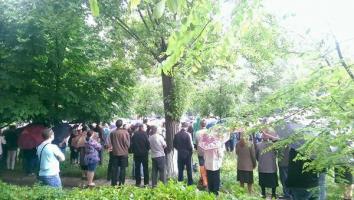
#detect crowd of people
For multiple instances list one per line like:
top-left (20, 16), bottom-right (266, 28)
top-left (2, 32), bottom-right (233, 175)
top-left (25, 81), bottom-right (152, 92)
top-left (0, 118), bottom-right (353, 200)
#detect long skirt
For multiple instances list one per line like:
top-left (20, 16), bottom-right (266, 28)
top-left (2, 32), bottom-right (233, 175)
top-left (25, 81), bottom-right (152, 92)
top-left (259, 172), bottom-right (278, 188)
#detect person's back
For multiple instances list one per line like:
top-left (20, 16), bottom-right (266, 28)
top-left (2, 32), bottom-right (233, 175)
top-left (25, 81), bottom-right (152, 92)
top-left (174, 129), bottom-right (193, 157)
top-left (110, 128), bottom-right (130, 156)
top-left (236, 142), bottom-right (256, 171)
top-left (286, 148), bottom-right (319, 188)
top-left (149, 133), bottom-right (166, 158)
top-left (131, 130), bottom-right (150, 157)
top-left (5, 127), bottom-right (18, 150)
top-left (195, 128), bottom-right (207, 157)
top-left (256, 141), bottom-right (277, 173)
top-left (174, 124), bottom-right (193, 185)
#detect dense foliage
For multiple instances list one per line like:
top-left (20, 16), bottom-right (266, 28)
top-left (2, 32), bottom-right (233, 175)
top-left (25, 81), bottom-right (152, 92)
top-left (0, 0), bottom-right (136, 126)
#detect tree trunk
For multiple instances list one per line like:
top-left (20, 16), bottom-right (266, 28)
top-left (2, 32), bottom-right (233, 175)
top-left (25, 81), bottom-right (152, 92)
top-left (162, 72), bottom-right (179, 178)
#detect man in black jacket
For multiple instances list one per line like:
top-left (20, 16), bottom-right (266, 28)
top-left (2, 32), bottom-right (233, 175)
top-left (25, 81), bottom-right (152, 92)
top-left (286, 148), bottom-right (319, 200)
top-left (131, 124), bottom-right (150, 186)
top-left (174, 122), bottom-right (194, 185)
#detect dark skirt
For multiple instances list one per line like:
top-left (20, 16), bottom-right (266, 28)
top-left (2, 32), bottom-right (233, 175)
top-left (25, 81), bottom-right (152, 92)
top-left (237, 170), bottom-right (254, 184)
top-left (335, 167), bottom-right (353, 184)
top-left (259, 172), bottom-right (278, 188)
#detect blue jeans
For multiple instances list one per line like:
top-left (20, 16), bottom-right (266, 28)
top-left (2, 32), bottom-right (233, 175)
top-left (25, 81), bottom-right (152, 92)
top-left (290, 187), bottom-right (319, 200)
top-left (38, 174), bottom-right (62, 188)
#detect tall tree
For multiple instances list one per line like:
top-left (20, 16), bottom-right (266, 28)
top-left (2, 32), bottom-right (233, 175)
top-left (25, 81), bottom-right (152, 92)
top-left (91, 0), bottom-right (227, 176)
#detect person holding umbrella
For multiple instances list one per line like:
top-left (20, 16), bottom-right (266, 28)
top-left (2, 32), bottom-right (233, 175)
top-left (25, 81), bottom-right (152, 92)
top-left (37, 128), bottom-right (65, 188)
top-left (18, 124), bottom-right (46, 175)
top-left (198, 125), bottom-right (227, 196)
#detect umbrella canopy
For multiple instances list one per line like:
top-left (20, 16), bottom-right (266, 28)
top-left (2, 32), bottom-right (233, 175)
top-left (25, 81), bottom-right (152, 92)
top-left (275, 121), bottom-right (306, 149)
top-left (198, 125), bottom-right (229, 150)
top-left (52, 123), bottom-right (72, 145)
top-left (275, 121), bottom-right (303, 139)
top-left (18, 124), bottom-right (46, 149)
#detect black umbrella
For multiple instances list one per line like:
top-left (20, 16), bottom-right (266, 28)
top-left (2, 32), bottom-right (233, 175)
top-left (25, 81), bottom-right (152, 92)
top-left (52, 123), bottom-right (72, 145)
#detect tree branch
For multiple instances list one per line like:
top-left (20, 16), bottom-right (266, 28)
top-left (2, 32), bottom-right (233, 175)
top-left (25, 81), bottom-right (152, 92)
top-left (137, 8), bottom-right (151, 33)
top-left (190, 19), bottom-right (212, 46)
top-left (146, 4), bottom-right (156, 29)
top-left (330, 96), bottom-right (346, 111)
top-left (335, 39), bottom-right (354, 80)
top-left (115, 18), bottom-right (160, 61)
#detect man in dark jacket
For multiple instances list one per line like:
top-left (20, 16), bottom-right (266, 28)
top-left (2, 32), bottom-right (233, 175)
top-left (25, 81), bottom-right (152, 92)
top-left (286, 148), bottom-right (319, 200)
top-left (131, 124), bottom-right (150, 186)
top-left (173, 122), bottom-right (194, 185)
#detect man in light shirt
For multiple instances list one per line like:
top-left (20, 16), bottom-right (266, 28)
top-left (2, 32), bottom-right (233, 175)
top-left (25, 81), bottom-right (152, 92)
top-left (195, 119), bottom-right (208, 188)
top-left (148, 125), bottom-right (167, 187)
top-left (37, 129), bottom-right (65, 188)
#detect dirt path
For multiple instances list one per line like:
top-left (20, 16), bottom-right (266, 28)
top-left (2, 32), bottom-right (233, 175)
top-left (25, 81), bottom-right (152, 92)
top-left (0, 170), bottom-right (135, 188)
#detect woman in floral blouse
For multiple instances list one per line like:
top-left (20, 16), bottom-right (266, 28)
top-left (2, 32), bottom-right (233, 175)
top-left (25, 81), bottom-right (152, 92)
top-left (84, 130), bottom-right (102, 187)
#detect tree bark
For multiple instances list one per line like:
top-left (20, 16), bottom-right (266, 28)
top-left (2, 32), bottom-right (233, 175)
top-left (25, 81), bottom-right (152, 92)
top-left (162, 71), bottom-right (179, 178)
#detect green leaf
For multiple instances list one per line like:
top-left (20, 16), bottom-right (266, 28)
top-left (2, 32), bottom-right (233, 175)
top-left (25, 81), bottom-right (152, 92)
top-left (153, 0), bottom-right (166, 19)
top-left (89, 0), bottom-right (100, 17)
top-left (166, 0), bottom-right (178, 13)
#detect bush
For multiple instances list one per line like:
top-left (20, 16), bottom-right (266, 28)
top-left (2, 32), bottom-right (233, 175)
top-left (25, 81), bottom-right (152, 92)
top-left (0, 181), bottom-right (217, 200)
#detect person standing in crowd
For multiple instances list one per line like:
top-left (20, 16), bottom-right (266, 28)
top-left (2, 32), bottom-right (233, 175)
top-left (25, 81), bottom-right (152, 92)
top-left (23, 147), bottom-right (37, 175)
top-left (5, 125), bottom-right (18, 170)
top-left (37, 129), bottom-right (65, 188)
top-left (173, 122), bottom-right (194, 185)
top-left (256, 129), bottom-right (278, 199)
top-left (128, 124), bottom-right (138, 179)
top-left (149, 125), bottom-right (167, 187)
top-left (78, 126), bottom-right (89, 179)
top-left (68, 125), bottom-right (79, 164)
top-left (201, 131), bottom-right (225, 196)
top-left (94, 123), bottom-right (104, 165)
top-left (0, 130), bottom-right (6, 169)
top-left (131, 124), bottom-right (150, 187)
top-left (278, 146), bottom-right (291, 199)
top-left (84, 130), bottom-right (102, 187)
top-left (110, 119), bottom-right (130, 186)
top-left (195, 119), bottom-right (208, 189)
top-left (286, 147), bottom-right (320, 200)
top-left (143, 118), bottom-right (151, 136)
top-left (236, 132), bottom-right (256, 194)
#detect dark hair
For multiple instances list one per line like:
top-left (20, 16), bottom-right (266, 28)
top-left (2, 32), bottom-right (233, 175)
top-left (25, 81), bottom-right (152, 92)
top-left (181, 122), bottom-right (189, 128)
top-left (200, 119), bottom-right (207, 128)
top-left (42, 129), bottom-right (54, 140)
top-left (116, 119), bottom-right (123, 128)
top-left (143, 118), bottom-right (148, 124)
top-left (86, 130), bottom-right (94, 141)
top-left (150, 125), bottom-right (157, 135)
top-left (82, 125), bottom-right (90, 132)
